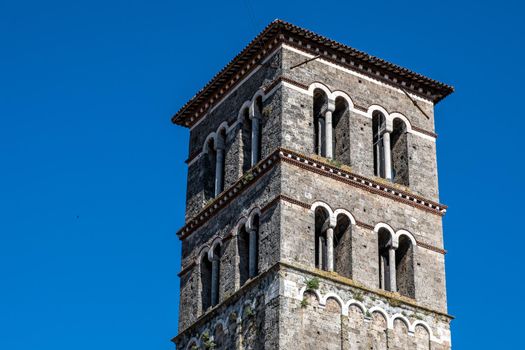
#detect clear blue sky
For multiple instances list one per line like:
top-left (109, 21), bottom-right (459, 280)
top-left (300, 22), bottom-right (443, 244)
top-left (1, 1), bottom-right (523, 349)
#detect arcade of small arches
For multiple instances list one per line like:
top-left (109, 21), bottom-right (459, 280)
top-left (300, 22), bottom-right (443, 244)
top-left (199, 82), bottom-right (419, 203)
top-left (197, 208), bottom-right (261, 313)
top-left (310, 82), bottom-right (411, 186)
top-left (193, 201), bottom-right (418, 317)
top-left (311, 201), bottom-right (417, 298)
top-left (294, 287), bottom-right (443, 344)
top-left (183, 296), bottom-right (260, 350)
top-left (182, 287), bottom-right (445, 350)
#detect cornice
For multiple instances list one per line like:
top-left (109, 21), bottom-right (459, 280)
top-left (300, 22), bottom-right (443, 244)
top-left (177, 148), bottom-right (447, 240)
top-left (172, 20), bottom-right (454, 128)
top-left (173, 261), bottom-right (452, 343)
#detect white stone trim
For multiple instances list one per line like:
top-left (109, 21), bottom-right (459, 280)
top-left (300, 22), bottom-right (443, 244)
top-left (185, 337), bottom-right (200, 350)
top-left (395, 229), bottom-right (417, 249)
top-left (333, 208), bottom-right (357, 226)
top-left (310, 201), bottom-right (336, 227)
top-left (293, 287), bottom-right (445, 343)
top-left (246, 207), bottom-right (262, 231)
top-left (213, 318), bottom-right (229, 334)
top-left (282, 43), bottom-right (434, 105)
top-left (374, 222), bottom-right (396, 245)
top-left (190, 46), bottom-right (281, 131)
top-left (389, 313), bottom-right (411, 331)
top-left (284, 82), bottom-right (436, 142)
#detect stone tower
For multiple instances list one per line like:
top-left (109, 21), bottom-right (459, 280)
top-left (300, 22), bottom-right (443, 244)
top-left (171, 20), bottom-right (454, 350)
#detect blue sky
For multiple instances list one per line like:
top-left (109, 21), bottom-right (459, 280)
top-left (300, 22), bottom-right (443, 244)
top-left (1, 1), bottom-right (523, 349)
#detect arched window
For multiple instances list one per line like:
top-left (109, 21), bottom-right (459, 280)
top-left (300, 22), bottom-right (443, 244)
top-left (314, 207), bottom-right (330, 270)
top-left (237, 225), bottom-right (250, 286)
top-left (241, 107), bottom-right (252, 174)
top-left (333, 97), bottom-right (351, 166)
top-left (377, 228), bottom-right (393, 291)
top-left (334, 213), bottom-right (352, 278)
top-left (237, 215), bottom-right (259, 286)
top-left (313, 90), bottom-right (329, 157)
top-left (391, 118), bottom-right (409, 186)
top-left (396, 236), bottom-right (415, 298)
top-left (200, 253), bottom-right (212, 312)
top-left (203, 138), bottom-right (217, 201)
top-left (372, 111), bottom-right (387, 178)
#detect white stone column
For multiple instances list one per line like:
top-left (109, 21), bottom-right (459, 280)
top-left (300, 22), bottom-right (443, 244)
top-left (382, 131), bottom-right (392, 180)
top-left (251, 114), bottom-right (261, 166)
top-left (248, 229), bottom-right (257, 278)
top-left (214, 139), bottom-right (225, 196)
top-left (326, 227), bottom-right (334, 272)
top-left (388, 246), bottom-right (397, 292)
top-left (211, 256), bottom-right (219, 306)
top-left (325, 109), bottom-right (333, 159)
top-left (317, 235), bottom-right (324, 268)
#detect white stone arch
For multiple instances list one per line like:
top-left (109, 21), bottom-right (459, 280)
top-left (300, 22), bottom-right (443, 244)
top-left (310, 201), bottom-right (336, 227)
top-left (368, 306), bottom-right (390, 325)
top-left (249, 89), bottom-right (265, 117)
top-left (202, 132), bottom-right (217, 154)
top-left (390, 112), bottom-right (413, 133)
top-left (197, 246), bottom-right (210, 264)
top-left (232, 216), bottom-right (248, 237)
top-left (308, 81), bottom-right (332, 97)
top-left (246, 207), bottom-right (262, 231)
top-left (209, 237), bottom-right (223, 259)
top-left (185, 337), bottom-right (200, 350)
top-left (237, 100), bottom-right (252, 122)
top-left (410, 320), bottom-right (434, 338)
top-left (389, 313), bottom-right (411, 330)
top-left (333, 208), bottom-right (356, 226)
top-left (213, 318), bottom-right (229, 335)
top-left (374, 223), bottom-right (396, 246)
top-left (394, 229), bottom-right (417, 249)
top-left (345, 300), bottom-right (366, 315)
top-left (320, 292), bottom-right (344, 308)
top-left (332, 90), bottom-right (355, 110)
top-left (367, 104), bottom-right (389, 119)
top-left (216, 121), bottom-right (229, 135)
top-left (297, 286), bottom-right (322, 303)
top-left (368, 104), bottom-right (393, 132)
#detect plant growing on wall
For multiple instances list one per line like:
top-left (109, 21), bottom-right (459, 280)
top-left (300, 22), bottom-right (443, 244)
top-left (300, 297), bottom-right (309, 308)
top-left (305, 277), bottom-right (320, 291)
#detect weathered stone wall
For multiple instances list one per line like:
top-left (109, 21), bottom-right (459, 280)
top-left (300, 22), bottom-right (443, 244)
top-left (280, 46), bottom-right (440, 201)
top-left (278, 266), bottom-right (451, 350)
top-left (185, 50), bottom-right (283, 220)
top-left (176, 41), bottom-right (450, 349)
top-left (281, 47), bottom-right (435, 132)
top-left (280, 162), bottom-right (447, 312)
top-left (178, 166), bottom-right (282, 330)
top-left (175, 269), bottom-right (280, 350)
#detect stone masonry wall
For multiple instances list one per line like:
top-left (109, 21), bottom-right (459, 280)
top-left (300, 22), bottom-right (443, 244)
top-left (185, 50), bottom-right (283, 220)
top-left (280, 47), bottom-right (440, 201)
top-left (279, 266), bottom-right (451, 350)
top-left (175, 269), bottom-right (281, 350)
top-left (280, 162), bottom-right (447, 312)
top-left (178, 166), bottom-right (282, 330)
top-left (176, 41), bottom-right (450, 349)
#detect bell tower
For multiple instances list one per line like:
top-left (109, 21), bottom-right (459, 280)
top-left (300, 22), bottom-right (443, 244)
top-left (172, 20), bottom-right (454, 349)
